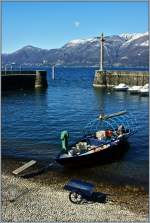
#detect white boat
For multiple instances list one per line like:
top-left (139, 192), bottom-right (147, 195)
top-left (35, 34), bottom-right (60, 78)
top-left (128, 86), bottom-right (142, 94)
top-left (139, 84), bottom-right (149, 96)
top-left (113, 83), bottom-right (129, 91)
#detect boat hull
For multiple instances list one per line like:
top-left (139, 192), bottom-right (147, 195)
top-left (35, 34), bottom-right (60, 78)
top-left (140, 92), bottom-right (149, 96)
top-left (114, 88), bottom-right (128, 91)
top-left (128, 90), bottom-right (140, 94)
top-left (56, 140), bottom-right (129, 168)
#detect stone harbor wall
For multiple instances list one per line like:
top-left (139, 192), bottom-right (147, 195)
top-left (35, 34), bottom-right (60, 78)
top-left (2, 70), bottom-right (48, 90)
top-left (93, 70), bottom-right (149, 87)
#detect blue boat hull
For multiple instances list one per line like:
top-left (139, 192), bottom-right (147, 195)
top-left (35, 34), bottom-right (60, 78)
top-left (56, 139), bottom-right (129, 168)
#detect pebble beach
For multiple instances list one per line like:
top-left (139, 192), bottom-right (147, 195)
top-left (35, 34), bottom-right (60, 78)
top-left (1, 158), bottom-right (149, 222)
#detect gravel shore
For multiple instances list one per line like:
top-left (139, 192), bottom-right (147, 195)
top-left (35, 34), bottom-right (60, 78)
top-left (1, 158), bottom-right (149, 222)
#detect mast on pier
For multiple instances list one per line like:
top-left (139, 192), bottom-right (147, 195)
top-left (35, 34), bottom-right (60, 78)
top-left (100, 33), bottom-right (105, 71)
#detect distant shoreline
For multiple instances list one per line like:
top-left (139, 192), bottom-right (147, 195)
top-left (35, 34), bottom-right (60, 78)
top-left (1, 65), bottom-right (149, 71)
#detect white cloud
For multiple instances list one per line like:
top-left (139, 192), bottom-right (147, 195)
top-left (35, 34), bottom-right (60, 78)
top-left (74, 21), bottom-right (80, 28)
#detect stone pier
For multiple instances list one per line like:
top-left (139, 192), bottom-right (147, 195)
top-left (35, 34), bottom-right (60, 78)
top-left (93, 70), bottom-right (149, 87)
top-left (93, 32), bottom-right (149, 88)
top-left (1, 70), bottom-right (48, 90)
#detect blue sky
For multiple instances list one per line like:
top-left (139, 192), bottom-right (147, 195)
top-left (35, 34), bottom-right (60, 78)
top-left (2, 2), bottom-right (148, 53)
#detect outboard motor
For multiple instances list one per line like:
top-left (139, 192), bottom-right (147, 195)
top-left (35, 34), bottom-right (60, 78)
top-left (61, 130), bottom-right (69, 152)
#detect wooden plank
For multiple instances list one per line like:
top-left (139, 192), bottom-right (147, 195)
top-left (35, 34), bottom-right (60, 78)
top-left (12, 160), bottom-right (37, 175)
top-left (20, 162), bottom-right (54, 178)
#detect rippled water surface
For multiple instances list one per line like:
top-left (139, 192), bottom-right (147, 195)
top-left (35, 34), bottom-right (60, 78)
top-left (2, 67), bottom-right (149, 185)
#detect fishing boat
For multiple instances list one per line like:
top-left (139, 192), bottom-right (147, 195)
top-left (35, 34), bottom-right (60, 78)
top-left (128, 86), bottom-right (142, 94)
top-left (113, 83), bottom-right (129, 91)
top-left (139, 84), bottom-right (149, 96)
top-left (56, 111), bottom-right (137, 168)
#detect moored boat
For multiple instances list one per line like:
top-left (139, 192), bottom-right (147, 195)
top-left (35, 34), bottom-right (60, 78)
top-left (113, 83), bottom-right (129, 91)
top-left (139, 84), bottom-right (149, 96)
top-left (56, 111), bottom-right (137, 168)
top-left (128, 86), bottom-right (142, 94)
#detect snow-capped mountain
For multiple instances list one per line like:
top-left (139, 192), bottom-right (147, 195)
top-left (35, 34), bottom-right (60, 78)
top-left (64, 38), bottom-right (99, 48)
top-left (2, 32), bottom-right (149, 67)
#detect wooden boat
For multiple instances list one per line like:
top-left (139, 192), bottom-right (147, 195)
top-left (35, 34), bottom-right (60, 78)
top-left (56, 111), bottom-right (137, 168)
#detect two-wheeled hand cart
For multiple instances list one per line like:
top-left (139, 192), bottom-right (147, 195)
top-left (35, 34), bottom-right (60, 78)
top-left (64, 179), bottom-right (106, 204)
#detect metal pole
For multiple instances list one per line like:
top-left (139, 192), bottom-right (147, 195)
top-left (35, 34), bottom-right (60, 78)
top-left (100, 33), bottom-right (105, 71)
top-left (52, 65), bottom-right (55, 80)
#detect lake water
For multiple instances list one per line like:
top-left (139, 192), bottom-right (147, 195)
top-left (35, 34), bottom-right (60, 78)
top-left (2, 67), bottom-right (149, 188)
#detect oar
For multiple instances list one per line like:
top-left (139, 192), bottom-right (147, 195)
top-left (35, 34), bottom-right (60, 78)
top-left (98, 111), bottom-right (127, 120)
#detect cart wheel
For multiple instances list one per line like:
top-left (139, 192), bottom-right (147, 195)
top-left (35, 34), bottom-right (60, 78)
top-left (69, 192), bottom-right (83, 204)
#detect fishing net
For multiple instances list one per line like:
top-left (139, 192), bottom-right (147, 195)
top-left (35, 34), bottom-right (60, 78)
top-left (83, 111), bottom-right (137, 137)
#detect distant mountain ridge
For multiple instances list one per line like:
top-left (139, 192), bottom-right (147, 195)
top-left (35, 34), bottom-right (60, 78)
top-left (2, 32), bottom-right (149, 68)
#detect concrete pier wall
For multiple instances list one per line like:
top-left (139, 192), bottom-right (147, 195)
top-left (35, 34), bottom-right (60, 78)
top-left (1, 70), bottom-right (48, 90)
top-left (35, 70), bottom-right (48, 88)
top-left (93, 70), bottom-right (149, 87)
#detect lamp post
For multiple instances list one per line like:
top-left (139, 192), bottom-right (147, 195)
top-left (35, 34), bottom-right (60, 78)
top-left (20, 64), bottom-right (22, 73)
top-left (5, 64), bottom-right (8, 75)
top-left (100, 33), bottom-right (105, 71)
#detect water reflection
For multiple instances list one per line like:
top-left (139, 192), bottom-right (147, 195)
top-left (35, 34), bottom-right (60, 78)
top-left (93, 88), bottom-right (106, 114)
